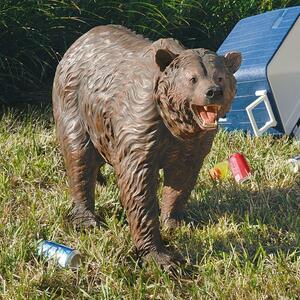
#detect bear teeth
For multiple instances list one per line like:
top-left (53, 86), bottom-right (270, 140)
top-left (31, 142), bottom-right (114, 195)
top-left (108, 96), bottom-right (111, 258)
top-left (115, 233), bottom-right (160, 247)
top-left (203, 105), bottom-right (221, 112)
top-left (192, 104), bottom-right (220, 129)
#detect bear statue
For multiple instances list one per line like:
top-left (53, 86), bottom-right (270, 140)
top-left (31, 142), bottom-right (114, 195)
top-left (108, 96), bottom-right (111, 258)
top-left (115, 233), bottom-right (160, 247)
top-left (52, 25), bottom-right (241, 271)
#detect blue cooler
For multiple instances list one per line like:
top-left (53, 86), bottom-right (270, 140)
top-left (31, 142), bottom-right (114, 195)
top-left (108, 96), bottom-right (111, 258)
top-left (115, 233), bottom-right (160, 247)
top-left (217, 6), bottom-right (300, 139)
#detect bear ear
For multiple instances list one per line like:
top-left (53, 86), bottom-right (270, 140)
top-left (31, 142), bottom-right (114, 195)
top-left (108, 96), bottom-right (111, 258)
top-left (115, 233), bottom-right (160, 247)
top-left (224, 51), bottom-right (242, 74)
top-left (155, 49), bottom-right (178, 72)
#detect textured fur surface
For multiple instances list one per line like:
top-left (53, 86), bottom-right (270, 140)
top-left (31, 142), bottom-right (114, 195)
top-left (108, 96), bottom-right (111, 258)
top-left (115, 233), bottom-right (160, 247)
top-left (52, 25), bottom-right (241, 270)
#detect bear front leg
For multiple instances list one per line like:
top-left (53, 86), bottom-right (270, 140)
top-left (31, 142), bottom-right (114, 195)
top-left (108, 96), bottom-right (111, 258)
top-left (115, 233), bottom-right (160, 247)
top-left (161, 159), bottom-right (201, 230)
top-left (116, 159), bottom-right (184, 271)
top-left (161, 132), bottom-right (216, 230)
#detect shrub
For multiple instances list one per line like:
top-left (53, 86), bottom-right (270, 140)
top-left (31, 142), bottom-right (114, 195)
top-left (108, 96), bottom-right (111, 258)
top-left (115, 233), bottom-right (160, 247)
top-left (0, 0), bottom-right (298, 103)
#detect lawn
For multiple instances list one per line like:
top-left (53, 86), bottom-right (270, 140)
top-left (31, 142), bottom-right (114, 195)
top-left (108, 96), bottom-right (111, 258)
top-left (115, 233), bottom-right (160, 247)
top-left (0, 105), bottom-right (299, 299)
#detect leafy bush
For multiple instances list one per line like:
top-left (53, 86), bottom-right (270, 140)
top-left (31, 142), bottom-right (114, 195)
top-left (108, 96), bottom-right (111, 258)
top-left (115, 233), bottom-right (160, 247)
top-left (0, 0), bottom-right (298, 103)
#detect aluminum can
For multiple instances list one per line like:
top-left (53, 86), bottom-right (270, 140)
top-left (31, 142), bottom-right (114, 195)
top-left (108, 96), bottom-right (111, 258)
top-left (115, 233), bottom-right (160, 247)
top-left (37, 240), bottom-right (81, 268)
top-left (229, 153), bottom-right (251, 183)
top-left (287, 155), bottom-right (300, 173)
top-left (209, 160), bottom-right (230, 180)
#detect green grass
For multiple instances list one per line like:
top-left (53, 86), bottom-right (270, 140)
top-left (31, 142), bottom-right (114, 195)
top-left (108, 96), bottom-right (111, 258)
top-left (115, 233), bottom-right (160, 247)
top-left (0, 105), bottom-right (300, 299)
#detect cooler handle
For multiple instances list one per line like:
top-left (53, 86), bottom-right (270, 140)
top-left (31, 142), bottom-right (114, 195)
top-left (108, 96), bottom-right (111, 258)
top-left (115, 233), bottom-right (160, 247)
top-left (246, 90), bottom-right (277, 136)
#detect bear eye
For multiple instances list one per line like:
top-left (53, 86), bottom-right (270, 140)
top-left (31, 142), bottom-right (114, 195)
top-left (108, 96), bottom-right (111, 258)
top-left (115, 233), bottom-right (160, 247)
top-left (218, 77), bottom-right (223, 83)
top-left (190, 76), bottom-right (197, 84)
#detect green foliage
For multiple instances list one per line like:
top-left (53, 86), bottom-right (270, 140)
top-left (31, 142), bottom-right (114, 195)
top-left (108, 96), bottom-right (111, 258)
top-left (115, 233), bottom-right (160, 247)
top-left (0, 0), bottom-right (299, 103)
top-left (0, 105), bottom-right (300, 298)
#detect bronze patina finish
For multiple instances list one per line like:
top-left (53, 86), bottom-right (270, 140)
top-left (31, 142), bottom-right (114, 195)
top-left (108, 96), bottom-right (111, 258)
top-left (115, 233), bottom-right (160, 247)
top-left (52, 25), bottom-right (241, 270)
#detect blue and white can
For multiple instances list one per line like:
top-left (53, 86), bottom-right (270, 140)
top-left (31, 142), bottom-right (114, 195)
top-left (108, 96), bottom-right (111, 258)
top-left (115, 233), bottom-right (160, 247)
top-left (287, 156), bottom-right (300, 173)
top-left (37, 240), bottom-right (81, 268)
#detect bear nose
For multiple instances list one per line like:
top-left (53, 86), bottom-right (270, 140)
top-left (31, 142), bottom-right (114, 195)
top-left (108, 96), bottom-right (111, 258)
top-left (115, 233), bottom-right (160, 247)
top-left (205, 86), bottom-right (223, 99)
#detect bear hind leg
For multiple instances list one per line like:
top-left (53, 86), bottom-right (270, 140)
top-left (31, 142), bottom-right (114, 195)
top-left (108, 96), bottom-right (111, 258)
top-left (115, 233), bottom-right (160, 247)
top-left (57, 117), bottom-right (104, 229)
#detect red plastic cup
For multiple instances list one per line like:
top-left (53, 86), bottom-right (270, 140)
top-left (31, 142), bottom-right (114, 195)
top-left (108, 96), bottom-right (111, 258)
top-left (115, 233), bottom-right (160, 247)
top-left (228, 153), bottom-right (251, 183)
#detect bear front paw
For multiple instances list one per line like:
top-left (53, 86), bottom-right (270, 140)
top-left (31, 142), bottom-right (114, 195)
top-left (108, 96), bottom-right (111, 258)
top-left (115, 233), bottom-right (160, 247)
top-left (161, 213), bottom-right (184, 230)
top-left (144, 247), bottom-right (186, 274)
top-left (68, 205), bottom-right (97, 229)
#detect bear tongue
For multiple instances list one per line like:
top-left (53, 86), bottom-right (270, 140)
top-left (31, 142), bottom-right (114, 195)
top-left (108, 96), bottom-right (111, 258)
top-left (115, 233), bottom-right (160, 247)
top-left (198, 106), bottom-right (217, 124)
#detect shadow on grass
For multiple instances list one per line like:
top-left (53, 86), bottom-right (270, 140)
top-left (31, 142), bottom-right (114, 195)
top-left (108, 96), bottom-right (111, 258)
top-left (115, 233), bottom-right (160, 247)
top-left (182, 179), bottom-right (300, 262)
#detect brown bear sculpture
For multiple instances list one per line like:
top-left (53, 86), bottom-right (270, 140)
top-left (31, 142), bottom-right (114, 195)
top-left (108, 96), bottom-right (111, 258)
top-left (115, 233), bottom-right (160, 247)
top-left (52, 25), bottom-right (241, 270)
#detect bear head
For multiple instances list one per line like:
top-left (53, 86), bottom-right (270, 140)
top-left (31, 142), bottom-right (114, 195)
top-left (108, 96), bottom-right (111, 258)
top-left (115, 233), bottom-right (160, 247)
top-left (154, 48), bottom-right (241, 139)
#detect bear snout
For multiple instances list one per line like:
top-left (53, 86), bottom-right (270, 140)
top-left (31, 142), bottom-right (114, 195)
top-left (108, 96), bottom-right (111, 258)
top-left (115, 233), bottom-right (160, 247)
top-left (205, 85), bottom-right (223, 100)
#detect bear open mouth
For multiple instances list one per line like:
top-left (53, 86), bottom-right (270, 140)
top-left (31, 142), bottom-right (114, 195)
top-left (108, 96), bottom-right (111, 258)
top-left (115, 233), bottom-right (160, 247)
top-left (191, 104), bottom-right (221, 129)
